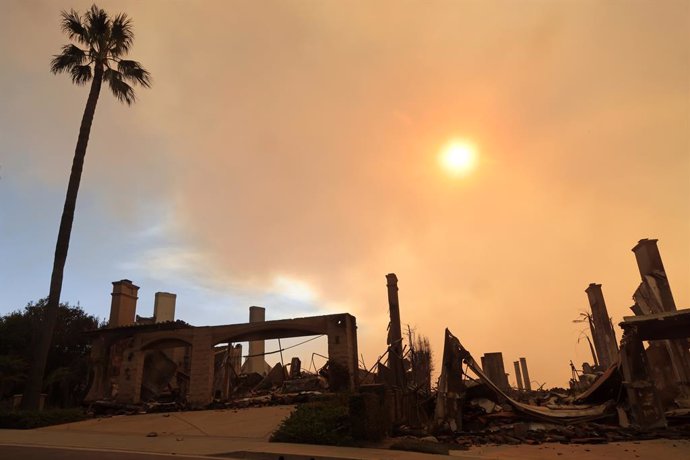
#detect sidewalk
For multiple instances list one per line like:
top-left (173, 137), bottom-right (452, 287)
top-left (0, 407), bottom-right (456, 459)
top-left (0, 407), bottom-right (688, 459)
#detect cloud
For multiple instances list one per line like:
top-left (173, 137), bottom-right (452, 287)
top-left (272, 275), bottom-right (318, 303)
top-left (2, 1), bottom-right (688, 386)
top-left (152, 1), bottom-right (688, 386)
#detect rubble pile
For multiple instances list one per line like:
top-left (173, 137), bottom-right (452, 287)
top-left (88, 359), bottom-right (334, 415)
top-left (399, 421), bottom-right (690, 448)
top-left (79, 238), bottom-right (690, 449)
top-left (373, 240), bottom-right (690, 447)
top-left (388, 365), bottom-right (690, 448)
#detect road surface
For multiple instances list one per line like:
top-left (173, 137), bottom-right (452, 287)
top-left (0, 445), bottom-right (237, 460)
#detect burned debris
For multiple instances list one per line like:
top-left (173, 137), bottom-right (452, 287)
top-left (80, 237), bottom-right (690, 448)
top-left (83, 280), bottom-right (358, 415)
top-left (345, 238), bottom-right (690, 447)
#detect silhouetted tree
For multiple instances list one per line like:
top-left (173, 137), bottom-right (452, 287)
top-left (2, 299), bottom-right (100, 406)
top-left (22, 4), bottom-right (150, 409)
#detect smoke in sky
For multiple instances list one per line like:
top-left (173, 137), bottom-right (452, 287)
top-left (1, 0), bottom-right (688, 386)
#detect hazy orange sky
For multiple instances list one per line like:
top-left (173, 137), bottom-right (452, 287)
top-left (1, 0), bottom-right (688, 387)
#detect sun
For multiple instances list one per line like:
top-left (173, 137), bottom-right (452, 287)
top-left (439, 140), bottom-right (477, 177)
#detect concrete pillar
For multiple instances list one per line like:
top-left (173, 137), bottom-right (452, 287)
top-left (222, 344), bottom-right (242, 399)
top-left (513, 361), bottom-right (524, 390)
top-left (246, 306), bottom-right (267, 374)
top-left (434, 329), bottom-right (464, 432)
top-left (108, 280), bottom-right (139, 328)
top-left (620, 329), bottom-right (667, 430)
top-left (84, 336), bottom-right (108, 402)
top-left (116, 338), bottom-right (145, 404)
top-left (229, 344), bottom-right (242, 377)
top-left (326, 314), bottom-right (359, 390)
top-left (645, 342), bottom-right (678, 408)
top-left (154, 292), bottom-right (176, 323)
top-left (188, 331), bottom-right (214, 407)
top-left (385, 273), bottom-right (405, 388)
top-left (482, 353), bottom-right (509, 391)
top-left (631, 239), bottom-right (690, 404)
top-left (519, 357), bottom-right (532, 391)
top-left (585, 284), bottom-right (619, 368)
top-left (290, 357), bottom-right (301, 379)
top-left (632, 239), bottom-right (676, 311)
top-left (129, 352), bottom-right (145, 404)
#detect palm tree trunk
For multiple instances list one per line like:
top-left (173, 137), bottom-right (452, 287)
top-left (21, 65), bottom-right (104, 410)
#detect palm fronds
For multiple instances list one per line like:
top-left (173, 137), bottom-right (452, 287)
top-left (50, 44), bottom-right (87, 74)
top-left (69, 65), bottom-right (92, 85)
top-left (52, 4), bottom-right (150, 103)
top-left (110, 13), bottom-right (134, 55)
top-left (60, 9), bottom-right (88, 45)
top-left (84, 4), bottom-right (109, 47)
top-left (104, 68), bottom-right (136, 105)
top-left (116, 59), bottom-right (151, 87)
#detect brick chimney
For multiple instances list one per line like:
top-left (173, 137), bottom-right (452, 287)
top-left (108, 279), bottom-right (139, 328)
top-left (154, 292), bottom-right (176, 323)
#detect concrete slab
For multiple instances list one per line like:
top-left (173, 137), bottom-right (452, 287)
top-left (39, 406), bottom-right (295, 440)
top-left (0, 405), bottom-right (457, 459)
top-left (2, 406), bottom-right (689, 460)
top-left (0, 429), bottom-right (456, 459)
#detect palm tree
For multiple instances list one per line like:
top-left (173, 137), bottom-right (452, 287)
top-left (21, 4), bottom-right (151, 410)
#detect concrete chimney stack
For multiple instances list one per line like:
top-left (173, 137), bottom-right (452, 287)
top-left (520, 357), bottom-right (532, 391)
top-left (108, 279), bottom-right (139, 328)
top-left (585, 283), bottom-right (619, 368)
top-left (246, 306), bottom-right (267, 374)
top-left (632, 238), bottom-right (667, 279)
top-left (514, 361), bottom-right (524, 390)
top-left (154, 292), bottom-right (176, 323)
top-left (385, 273), bottom-right (405, 388)
top-left (481, 352), bottom-right (510, 391)
top-left (632, 238), bottom-right (676, 311)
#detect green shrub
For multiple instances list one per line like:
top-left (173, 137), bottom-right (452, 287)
top-left (270, 398), bottom-right (357, 446)
top-left (0, 408), bottom-right (87, 429)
